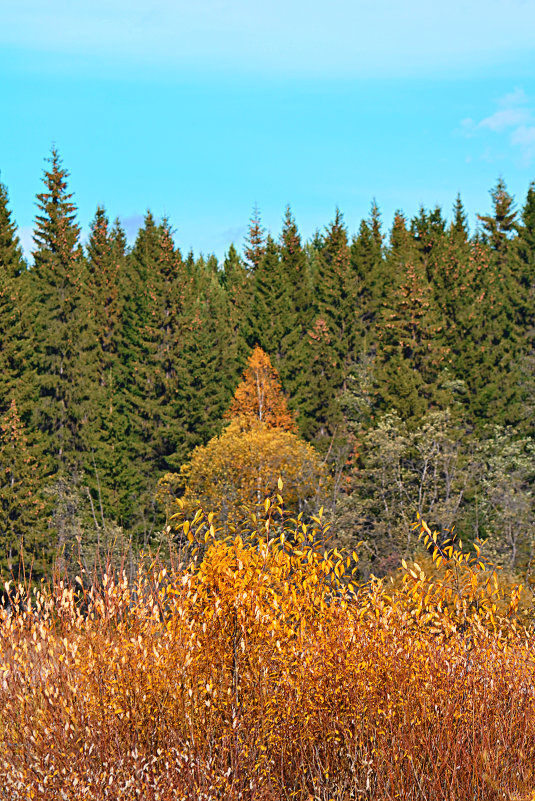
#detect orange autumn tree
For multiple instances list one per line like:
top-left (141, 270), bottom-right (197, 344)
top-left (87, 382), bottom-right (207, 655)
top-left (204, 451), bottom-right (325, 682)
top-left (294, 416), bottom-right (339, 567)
top-left (226, 345), bottom-right (297, 432)
top-left (158, 347), bottom-right (326, 526)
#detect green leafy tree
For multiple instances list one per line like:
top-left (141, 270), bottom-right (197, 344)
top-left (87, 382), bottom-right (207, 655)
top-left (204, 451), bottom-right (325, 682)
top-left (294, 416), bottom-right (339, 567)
top-left (477, 427), bottom-right (535, 573)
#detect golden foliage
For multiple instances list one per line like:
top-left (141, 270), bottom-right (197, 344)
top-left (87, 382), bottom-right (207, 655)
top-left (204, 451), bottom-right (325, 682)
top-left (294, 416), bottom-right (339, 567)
top-left (160, 417), bottom-right (327, 525)
top-left (0, 502), bottom-right (534, 800)
top-left (226, 345), bottom-right (297, 432)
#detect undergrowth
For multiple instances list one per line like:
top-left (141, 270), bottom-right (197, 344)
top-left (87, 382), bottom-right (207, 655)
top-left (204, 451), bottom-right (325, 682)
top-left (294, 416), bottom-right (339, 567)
top-left (0, 491), bottom-right (534, 800)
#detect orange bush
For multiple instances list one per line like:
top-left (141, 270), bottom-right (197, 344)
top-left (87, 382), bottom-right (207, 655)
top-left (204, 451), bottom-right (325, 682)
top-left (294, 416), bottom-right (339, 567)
top-left (0, 499), bottom-right (534, 800)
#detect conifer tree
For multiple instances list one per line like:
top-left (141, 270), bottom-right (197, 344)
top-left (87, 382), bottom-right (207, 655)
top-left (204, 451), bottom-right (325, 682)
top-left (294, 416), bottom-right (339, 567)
top-left (277, 207), bottom-right (314, 427)
top-left (478, 178), bottom-right (518, 253)
top-left (226, 345), bottom-right (297, 432)
top-left (244, 205), bottom-right (266, 272)
top-left (0, 181), bottom-right (30, 416)
top-left (303, 210), bottom-right (355, 446)
top-left (350, 201), bottom-right (385, 343)
top-left (172, 260), bottom-right (238, 463)
top-left (468, 180), bottom-right (524, 424)
top-left (84, 208), bottom-right (127, 522)
top-left (515, 182), bottom-right (535, 313)
top-left (221, 243), bottom-right (253, 367)
top-left (375, 213), bottom-right (449, 423)
top-left (450, 193), bottom-right (470, 244)
top-left (30, 148), bottom-right (90, 473)
top-left (118, 214), bottom-right (188, 537)
top-left (252, 233), bottom-right (291, 356)
top-left (0, 400), bottom-right (50, 581)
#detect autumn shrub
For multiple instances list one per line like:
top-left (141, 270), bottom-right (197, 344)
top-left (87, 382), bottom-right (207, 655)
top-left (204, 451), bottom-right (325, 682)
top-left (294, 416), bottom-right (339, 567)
top-left (0, 496), bottom-right (534, 800)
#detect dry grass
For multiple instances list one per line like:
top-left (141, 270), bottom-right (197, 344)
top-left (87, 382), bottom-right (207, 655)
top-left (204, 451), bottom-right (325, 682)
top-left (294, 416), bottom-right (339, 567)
top-left (0, 501), bottom-right (534, 800)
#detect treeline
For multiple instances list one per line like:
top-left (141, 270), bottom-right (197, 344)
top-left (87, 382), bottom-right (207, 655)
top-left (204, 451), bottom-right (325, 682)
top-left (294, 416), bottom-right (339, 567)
top-left (1, 148), bottom-right (535, 580)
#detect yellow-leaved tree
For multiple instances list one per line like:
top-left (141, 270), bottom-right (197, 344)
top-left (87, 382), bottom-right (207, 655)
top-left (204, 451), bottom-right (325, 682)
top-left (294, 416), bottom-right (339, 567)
top-left (158, 346), bottom-right (327, 526)
top-left (225, 345), bottom-right (297, 431)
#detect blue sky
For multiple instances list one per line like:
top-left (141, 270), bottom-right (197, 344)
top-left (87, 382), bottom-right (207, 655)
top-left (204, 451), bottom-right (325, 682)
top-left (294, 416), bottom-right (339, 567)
top-left (1, 0), bottom-right (535, 260)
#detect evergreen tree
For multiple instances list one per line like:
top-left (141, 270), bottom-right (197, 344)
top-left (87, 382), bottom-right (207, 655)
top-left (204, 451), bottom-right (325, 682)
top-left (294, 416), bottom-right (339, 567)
top-left (84, 208), bottom-right (128, 522)
top-left (0, 400), bottom-right (50, 582)
top-left (350, 201), bottom-right (385, 326)
top-left (477, 178), bottom-right (518, 253)
top-left (277, 207), bottom-right (314, 428)
top-left (243, 205), bottom-right (266, 272)
top-left (118, 213), bottom-right (185, 538)
top-left (172, 259), bottom-right (238, 465)
top-left (375, 212), bottom-right (449, 423)
top-left (0, 181), bottom-right (31, 416)
top-left (221, 243), bottom-right (253, 367)
top-left (303, 210), bottom-right (355, 446)
top-left (30, 148), bottom-right (90, 473)
top-left (252, 233), bottom-right (291, 356)
top-left (450, 193), bottom-right (470, 244)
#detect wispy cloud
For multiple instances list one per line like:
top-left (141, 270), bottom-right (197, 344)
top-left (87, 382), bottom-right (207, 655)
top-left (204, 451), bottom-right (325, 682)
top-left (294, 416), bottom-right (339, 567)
top-left (460, 88), bottom-right (535, 164)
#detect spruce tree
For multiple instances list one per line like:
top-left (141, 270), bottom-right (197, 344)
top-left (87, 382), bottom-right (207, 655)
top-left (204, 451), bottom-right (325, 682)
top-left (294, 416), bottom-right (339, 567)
top-left (221, 243), bottom-right (253, 369)
top-left (304, 211), bottom-right (356, 442)
top-left (277, 207), bottom-right (314, 429)
top-left (477, 178), bottom-right (518, 253)
top-left (0, 181), bottom-right (31, 416)
top-left (84, 207), bottom-right (127, 523)
top-left (252, 233), bottom-right (291, 357)
top-left (0, 400), bottom-right (50, 582)
top-left (30, 149), bottom-right (90, 473)
top-left (243, 205), bottom-right (266, 272)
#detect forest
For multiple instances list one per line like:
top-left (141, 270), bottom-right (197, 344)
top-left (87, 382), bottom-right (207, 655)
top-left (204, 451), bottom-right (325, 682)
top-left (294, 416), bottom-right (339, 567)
top-left (1, 149), bottom-right (535, 583)
top-left (2, 150), bottom-right (535, 798)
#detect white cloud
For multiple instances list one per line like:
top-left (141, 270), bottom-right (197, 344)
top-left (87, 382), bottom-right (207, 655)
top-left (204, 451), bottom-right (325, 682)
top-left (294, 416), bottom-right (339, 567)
top-left (478, 107), bottom-right (532, 133)
top-left (511, 125), bottom-right (535, 163)
top-left (498, 88), bottom-right (529, 108)
top-left (460, 89), bottom-right (535, 165)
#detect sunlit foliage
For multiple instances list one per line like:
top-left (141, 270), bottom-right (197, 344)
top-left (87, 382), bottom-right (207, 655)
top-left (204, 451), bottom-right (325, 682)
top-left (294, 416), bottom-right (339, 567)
top-left (0, 495), bottom-right (534, 799)
top-left (159, 418), bottom-right (326, 526)
top-left (226, 345), bottom-right (297, 432)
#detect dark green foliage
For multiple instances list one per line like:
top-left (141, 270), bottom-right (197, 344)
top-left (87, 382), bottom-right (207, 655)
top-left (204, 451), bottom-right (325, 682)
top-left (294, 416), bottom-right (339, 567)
top-left (243, 205), bottom-right (266, 272)
top-left (0, 400), bottom-right (50, 582)
top-left (83, 207), bottom-right (128, 524)
top-left (221, 243), bottom-right (253, 367)
top-left (478, 178), bottom-right (518, 252)
top-left (0, 182), bottom-right (31, 417)
top-left (30, 149), bottom-right (90, 473)
top-left (1, 153), bottom-right (535, 579)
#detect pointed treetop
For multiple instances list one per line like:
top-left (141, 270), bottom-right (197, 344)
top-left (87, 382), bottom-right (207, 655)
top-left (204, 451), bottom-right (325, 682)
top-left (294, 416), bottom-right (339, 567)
top-left (477, 177), bottom-right (518, 251)
top-left (33, 148), bottom-right (81, 263)
top-left (226, 345), bottom-right (297, 432)
top-left (521, 181), bottom-right (535, 236)
top-left (0, 182), bottom-right (25, 278)
top-left (451, 193), bottom-right (469, 241)
top-left (280, 205), bottom-right (302, 254)
top-left (369, 199), bottom-right (383, 249)
top-left (244, 205), bottom-right (266, 271)
top-left (111, 218), bottom-right (127, 256)
top-left (389, 210), bottom-right (410, 253)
